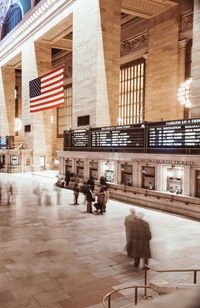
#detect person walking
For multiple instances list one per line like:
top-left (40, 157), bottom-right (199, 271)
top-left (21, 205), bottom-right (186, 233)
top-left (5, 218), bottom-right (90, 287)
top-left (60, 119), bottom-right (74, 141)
top-left (125, 212), bottom-right (152, 269)
top-left (124, 208), bottom-right (137, 244)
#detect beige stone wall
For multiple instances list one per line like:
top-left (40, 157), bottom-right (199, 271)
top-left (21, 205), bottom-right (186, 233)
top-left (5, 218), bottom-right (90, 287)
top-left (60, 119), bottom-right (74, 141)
top-left (121, 7), bottom-right (187, 122)
top-left (191, 0), bottom-right (200, 118)
top-left (0, 66), bottom-right (15, 136)
top-left (146, 17), bottom-right (182, 121)
top-left (72, 0), bottom-right (120, 128)
top-left (21, 41), bottom-right (57, 170)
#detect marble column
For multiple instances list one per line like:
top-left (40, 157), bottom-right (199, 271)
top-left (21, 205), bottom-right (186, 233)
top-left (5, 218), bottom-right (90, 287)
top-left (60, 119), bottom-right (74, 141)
top-left (0, 66), bottom-right (15, 137)
top-left (191, 0), bottom-right (200, 117)
top-left (73, 0), bottom-right (121, 128)
top-left (21, 41), bottom-right (56, 170)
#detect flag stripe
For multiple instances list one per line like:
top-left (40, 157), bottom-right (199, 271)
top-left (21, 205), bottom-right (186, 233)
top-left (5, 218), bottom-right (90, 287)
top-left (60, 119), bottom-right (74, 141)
top-left (41, 69), bottom-right (64, 83)
top-left (41, 73), bottom-right (63, 88)
top-left (29, 66), bottom-right (64, 113)
top-left (41, 79), bottom-right (64, 90)
top-left (41, 66), bottom-right (64, 80)
top-left (30, 88), bottom-right (63, 103)
top-left (30, 93), bottom-right (64, 107)
top-left (41, 81), bottom-right (64, 93)
top-left (30, 100), bottom-right (65, 112)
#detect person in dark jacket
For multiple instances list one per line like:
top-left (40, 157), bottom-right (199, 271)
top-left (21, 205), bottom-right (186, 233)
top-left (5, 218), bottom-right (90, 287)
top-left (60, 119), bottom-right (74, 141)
top-left (94, 187), bottom-right (106, 214)
top-left (87, 176), bottom-right (95, 192)
top-left (86, 184), bottom-right (94, 213)
top-left (73, 183), bottom-right (79, 205)
top-left (125, 212), bottom-right (152, 269)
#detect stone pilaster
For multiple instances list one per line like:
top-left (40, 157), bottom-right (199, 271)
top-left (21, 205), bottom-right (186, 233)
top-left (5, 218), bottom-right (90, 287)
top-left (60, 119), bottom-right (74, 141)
top-left (178, 40), bottom-right (188, 118)
top-left (73, 0), bottom-right (121, 128)
top-left (21, 41), bottom-right (56, 170)
top-left (0, 66), bottom-right (15, 137)
top-left (191, 0), bottom-right (200, 118)
top-left (145, 17), bottom-right (181, 121)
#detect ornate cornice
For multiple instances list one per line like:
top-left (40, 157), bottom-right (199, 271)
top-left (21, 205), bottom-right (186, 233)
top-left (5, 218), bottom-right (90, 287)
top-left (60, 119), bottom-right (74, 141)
top-left (121, 32), bottom-right (148, 57)
top-left (181, 12), bottom-right (193, 33)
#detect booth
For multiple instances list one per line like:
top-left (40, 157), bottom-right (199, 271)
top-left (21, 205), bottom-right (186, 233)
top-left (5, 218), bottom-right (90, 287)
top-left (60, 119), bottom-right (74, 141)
top-left (121, 164), bottom-right (133, 186)
top-left (142, 166), bottom-right (155, 189)
top-left (89, 161), bottom-right (98, 180)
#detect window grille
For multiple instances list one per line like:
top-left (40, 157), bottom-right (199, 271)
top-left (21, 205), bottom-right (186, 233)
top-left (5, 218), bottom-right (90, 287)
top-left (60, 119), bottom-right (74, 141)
top-left (119, 59), bottom-right (145, 125)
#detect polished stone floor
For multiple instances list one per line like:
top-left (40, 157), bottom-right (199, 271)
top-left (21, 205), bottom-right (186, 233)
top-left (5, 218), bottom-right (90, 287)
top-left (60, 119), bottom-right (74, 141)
top-left (0, 172), bottom-right (199, 308)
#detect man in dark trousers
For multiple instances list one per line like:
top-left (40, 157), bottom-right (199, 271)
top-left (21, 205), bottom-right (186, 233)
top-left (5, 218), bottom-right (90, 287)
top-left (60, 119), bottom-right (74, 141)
top-left (86, 184), bottom-right (94, 213)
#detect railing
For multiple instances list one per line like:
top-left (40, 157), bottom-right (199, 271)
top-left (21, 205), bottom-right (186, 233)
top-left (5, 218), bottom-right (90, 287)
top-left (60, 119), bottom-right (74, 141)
top-left (102, 285), bottom-right (152, 308)
top-left (144, 265), bottom-right (200, 297)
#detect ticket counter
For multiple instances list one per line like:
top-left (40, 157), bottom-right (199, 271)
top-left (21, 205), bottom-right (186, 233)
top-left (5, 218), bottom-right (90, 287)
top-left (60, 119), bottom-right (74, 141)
top-left (142, 166), bottom-right (155, 189)
top-left (164, 166), bottom-right (184, 194)
top-left (121, 164), bottom-right (133, 186)
top-left (89, 161), bottom-right (98, 180)
top-left (101, 161), bottom-right (115, 183)
top-left (76, 160), bottom-right (84, 178)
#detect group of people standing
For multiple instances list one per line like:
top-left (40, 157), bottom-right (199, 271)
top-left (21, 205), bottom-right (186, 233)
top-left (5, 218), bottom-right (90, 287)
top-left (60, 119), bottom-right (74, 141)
top-left (72, 176), bottom-right (109, 214)
top-left (124, 208), bottom-right (152, 269)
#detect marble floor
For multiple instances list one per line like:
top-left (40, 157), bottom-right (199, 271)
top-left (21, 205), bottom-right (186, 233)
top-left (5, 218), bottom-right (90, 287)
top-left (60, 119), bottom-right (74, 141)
top-left (0, 172), bottom-right (199, 308)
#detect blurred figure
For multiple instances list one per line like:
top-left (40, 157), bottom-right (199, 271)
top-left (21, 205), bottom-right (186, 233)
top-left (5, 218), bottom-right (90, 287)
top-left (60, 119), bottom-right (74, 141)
top-left (124, 208), bottom-right (137, 244)
top-left (33, 184), bottom-right (42, 205)
top-left (94, 187), bottom-right (106, 214)
top-left (87, 176), bottom-right (95, 192)
top-left (86, 184), bottom-right (94, 213)
top-left (125, 212), bottom-right (152, 269)
top-left (7, 182), bottom-right (14, 205)
top-left (73, 182), bottom-right (79, 205)
top-left (54, 184), bottom-right (61, 205)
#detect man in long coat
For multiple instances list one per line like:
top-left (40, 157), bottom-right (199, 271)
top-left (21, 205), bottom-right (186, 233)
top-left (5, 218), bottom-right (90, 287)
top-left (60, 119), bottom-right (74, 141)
top-left (125, 212), bottom-right (152, 269)
top-left (124, 208), bottom-right (137, 243)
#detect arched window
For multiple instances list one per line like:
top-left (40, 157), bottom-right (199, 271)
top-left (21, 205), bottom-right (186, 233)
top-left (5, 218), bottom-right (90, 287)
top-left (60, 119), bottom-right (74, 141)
top-left (35, 0), bottom-right (42, 5)
top-left (1, 4), bottom-right (22, 39)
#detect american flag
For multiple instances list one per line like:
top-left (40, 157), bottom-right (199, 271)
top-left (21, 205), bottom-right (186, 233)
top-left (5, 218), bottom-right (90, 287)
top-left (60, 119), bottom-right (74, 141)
top-left (29, 66), bottom-right (64, 113)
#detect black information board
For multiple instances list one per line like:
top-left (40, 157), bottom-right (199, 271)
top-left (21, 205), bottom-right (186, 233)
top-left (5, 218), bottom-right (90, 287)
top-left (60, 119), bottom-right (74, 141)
top-left (148, 119), bottom-right (200, 148)
top-left (91, 125), bottom-right (144, 148)
top-left (71, 130), bottom-right (89, 147)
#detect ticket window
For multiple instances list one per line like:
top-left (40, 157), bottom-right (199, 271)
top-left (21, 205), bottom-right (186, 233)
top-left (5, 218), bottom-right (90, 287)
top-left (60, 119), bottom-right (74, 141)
top-left (142, 166), bottom-right (155, 189)
top-left (65, 160), bottom-right (72, 174)
top-left (76, 160), bottom-right (84, 178)
top-left (89, 162), bottom-right (98, 180)
top-left (121, 164), bottom-right (132, 186)
top-left (195, 170), bottom-right (200, 198)
top-left (166, 167), bottom-right (183, 194)
top-left (102, 161), bottom-right (115, 183)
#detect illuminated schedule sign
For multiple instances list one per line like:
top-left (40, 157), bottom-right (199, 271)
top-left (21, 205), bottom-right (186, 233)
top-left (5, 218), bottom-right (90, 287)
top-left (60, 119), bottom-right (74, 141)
top-left (71, 130), bottom-right (89, 147)
top-left (64, 118), bottom-right (200, 154)
top-left (91, 125), bottom-right (144, 148)
top-left (148, 119), bottom-right (200, 148)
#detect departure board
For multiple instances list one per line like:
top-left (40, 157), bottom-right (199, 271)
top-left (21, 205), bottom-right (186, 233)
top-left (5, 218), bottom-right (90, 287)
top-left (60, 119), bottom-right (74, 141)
top-left (71, 130), bottom-right (89, 147)
top-left (148, 118), bottom-right (200, 148)
top-left (91, 125), bottom-right (144, 148)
